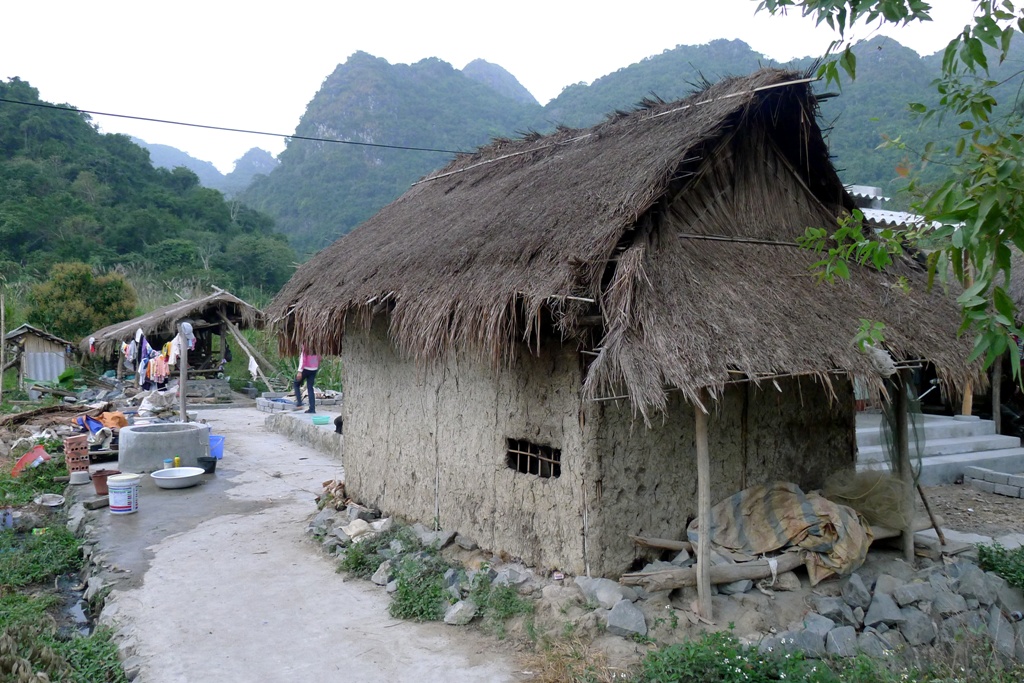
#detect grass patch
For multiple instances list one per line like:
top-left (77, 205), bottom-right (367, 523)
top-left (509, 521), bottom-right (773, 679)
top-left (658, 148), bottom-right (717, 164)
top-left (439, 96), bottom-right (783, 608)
top-left (388, 554), bottom-right (451, 622)
top-left (0, 526), bottom-right (82, 588)
top-left (0, 623), bottom-right (128, 683)
top-left (469, 572), bottom-right (534, 636)
top-left (0, 592), bottom-right (61, 628)
top-left (978, 542), bottom-right (1024, 590)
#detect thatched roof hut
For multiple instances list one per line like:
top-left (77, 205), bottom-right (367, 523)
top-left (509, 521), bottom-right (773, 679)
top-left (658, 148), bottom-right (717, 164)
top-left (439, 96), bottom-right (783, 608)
top-left (270, 68), bottom-right (972, 416)
top-left (268, 69), bottom-right (975, 579)
top-left (83, 289), bottom-right (262, 357)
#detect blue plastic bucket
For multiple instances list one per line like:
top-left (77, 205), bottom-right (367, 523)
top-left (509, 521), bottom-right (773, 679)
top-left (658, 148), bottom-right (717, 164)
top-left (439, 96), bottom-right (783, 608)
top-left (209, 435), bottom-right (224, 460)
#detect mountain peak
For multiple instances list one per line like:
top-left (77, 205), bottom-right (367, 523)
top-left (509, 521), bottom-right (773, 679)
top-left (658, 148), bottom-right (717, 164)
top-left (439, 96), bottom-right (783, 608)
top-left (462, 59), bottom-right (538, 106)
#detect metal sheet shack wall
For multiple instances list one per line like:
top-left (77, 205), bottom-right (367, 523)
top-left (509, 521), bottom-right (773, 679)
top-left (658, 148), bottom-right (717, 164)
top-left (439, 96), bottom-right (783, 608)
top-left (590, 377), bottom-right (856, 577)
top-left (342, 320), bottom-right (594, 574)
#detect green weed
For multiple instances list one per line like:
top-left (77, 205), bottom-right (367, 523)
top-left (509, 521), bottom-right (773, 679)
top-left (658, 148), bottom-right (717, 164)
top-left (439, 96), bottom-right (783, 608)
top-left (0, 527), bottom-right (82, 588)
top-left (978, 542), bottom-right (1024, 591)
top-left (0, 592), bottom-right (61, 628)
top-left (0, 457), bottom-right (68, 507)
top-left (388, 554), bottom-right (450, 622)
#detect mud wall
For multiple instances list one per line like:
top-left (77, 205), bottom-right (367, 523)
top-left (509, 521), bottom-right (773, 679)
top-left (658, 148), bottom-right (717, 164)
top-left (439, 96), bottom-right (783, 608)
top-left (590, 377), bottom-right (855, 576)
top-left (342, 320), bottom-right (596, 574)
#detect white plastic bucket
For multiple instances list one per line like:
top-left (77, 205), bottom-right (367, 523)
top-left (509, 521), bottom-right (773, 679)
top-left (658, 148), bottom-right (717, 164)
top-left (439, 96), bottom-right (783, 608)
top-left (108, 473), bottom-right (141, 514)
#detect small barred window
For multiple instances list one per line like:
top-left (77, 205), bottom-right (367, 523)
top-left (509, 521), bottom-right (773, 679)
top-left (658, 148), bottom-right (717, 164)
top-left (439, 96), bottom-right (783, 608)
top-left (505, 438), bottom-right (561, 479)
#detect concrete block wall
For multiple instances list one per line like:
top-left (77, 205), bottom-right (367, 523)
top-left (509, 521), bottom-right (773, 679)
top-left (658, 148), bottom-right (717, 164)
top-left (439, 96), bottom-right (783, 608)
top-left (965, 465), bottom-right (1024, 498)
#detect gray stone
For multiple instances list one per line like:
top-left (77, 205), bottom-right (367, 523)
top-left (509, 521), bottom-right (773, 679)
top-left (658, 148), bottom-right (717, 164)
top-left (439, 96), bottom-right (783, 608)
top-left (898, 606), bottom-right (937, 646)
top-left (321, 536), bottom-right (343, 554)
top-left (1015, 621), bottom-right (1024, 662)
top-left (954, 564), bottom-right (996, 605)
top-left (719, 579), bottom-right (753, 595)
top-left (347, 503), bottom-right (377, 522)
top-left (995, 533), bottom-right (1024, 550)
top-left (455, 534), bottom-right (478, 550)
top-left (774, 571), bottom-right (802, 592)
top-left (826, 626), bottom-right (858, 657)
top-left (966, 598), bottom-right (980, 611)
top-left (988, 573), bottom-right (1024, 614)
top-left (386, 580), bottom-right (398, 594)
top-left (670, 547), bottom-right (692, 566)
top-left (389, 539), bottom-right (405, 555)
top-left (933, 589), bottom-right (969, 617)
top-left (369, 517), bottom-right (392, 533)
top-left (641, 560), bottom-right (676, 573)
top-left (987, 605), bottom-right (1017, 658)
top-left (893, 581), bottom-right (936, 607)
top-left (83, 576), bottom-right (105, 603)
top-left (873, 574), bottom-right (905, 595)
top-left (1007, 474), bottom-right (1024, 488)
top-left (757, 629), bottom-right (822, 657)
top-left (802, 613), bottom-right (836, 638)
top-left (330, 525), bottom-right (352, 546)
top-left (606, 599), bottom-right (647, 637)
top-left (310, 507), bottom-right (339, 535)
top-left (495, 567), bottom-right (530, 587)
top-left (857, 630), bottom-right (895, 657)
top-left (575, 576), bottom-right (635, 609)
top-left (962, 466), bottom-right (990, 481)
top-left (810, 595), bottom-right (857, 626)
top-left (444, 599), bottom-right (478, 626)
top-left (864, 592), bottom-right (906, 627)
top-left (928, 572), bottom-right (951, 592)
top-left (853, 607), bottom-right (865, 627)
top-left (370, 560), bottom-right (393, 586)
top-left (842, 573), bottom-right (872, 610)
top-left (939, 611), bottom-right (987, 644)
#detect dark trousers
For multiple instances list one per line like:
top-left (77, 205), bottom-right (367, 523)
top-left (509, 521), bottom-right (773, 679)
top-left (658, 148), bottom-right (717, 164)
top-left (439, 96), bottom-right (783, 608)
top-left (294, 369), bottom-right (318, 412)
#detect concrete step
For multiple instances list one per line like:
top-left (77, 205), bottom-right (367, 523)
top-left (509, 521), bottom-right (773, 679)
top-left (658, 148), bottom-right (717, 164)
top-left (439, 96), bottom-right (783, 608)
top-left (857, 433), bottom-right (1022, 464)
top-left (857, 447), bottom-right (1024, 486)
top-left (855, 416), bottom-right (996, 448)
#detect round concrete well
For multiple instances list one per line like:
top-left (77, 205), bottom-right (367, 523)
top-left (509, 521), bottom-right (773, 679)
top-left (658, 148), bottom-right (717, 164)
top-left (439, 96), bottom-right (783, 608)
top-left (118, 423), bottom-right (211, 473)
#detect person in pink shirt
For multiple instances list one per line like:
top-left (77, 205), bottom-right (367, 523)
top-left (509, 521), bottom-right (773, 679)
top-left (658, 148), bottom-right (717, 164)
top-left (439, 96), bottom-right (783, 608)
top-left (294, 346), bottom-right (320, 413)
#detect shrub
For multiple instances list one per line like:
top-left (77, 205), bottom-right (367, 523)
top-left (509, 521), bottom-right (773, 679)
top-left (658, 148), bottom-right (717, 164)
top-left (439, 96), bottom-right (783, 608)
top-left (388, 554), bottom-right (450, 621)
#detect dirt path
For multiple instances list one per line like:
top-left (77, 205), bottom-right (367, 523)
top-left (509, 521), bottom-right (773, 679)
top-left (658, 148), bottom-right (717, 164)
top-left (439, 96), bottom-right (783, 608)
top-left (922, 482), bottom-right (1024, 538)
top-left (94, 408), bottom-right (523, 683)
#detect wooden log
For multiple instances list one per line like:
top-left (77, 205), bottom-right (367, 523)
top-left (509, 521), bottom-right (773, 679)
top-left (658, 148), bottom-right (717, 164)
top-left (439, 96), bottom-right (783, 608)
top-left (629, 535), bottom-right (693, 553)
top-left (219, 315), bottom-right (279, 390)
top-left (620, 551), bottom-right (805, 592)
top-left (178, 325), bottom-right (188, 423)
top-left (694, 392), bottom-right (712, 620)
top-left (28, 384), bottom-right (78, 398)
top-left (895, 370), bottom-right (914, 563)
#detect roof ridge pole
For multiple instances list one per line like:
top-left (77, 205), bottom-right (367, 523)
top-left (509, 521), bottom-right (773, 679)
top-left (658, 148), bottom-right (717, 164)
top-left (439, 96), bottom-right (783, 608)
top-left (895, 370), bottom-right (914, 564)
top-left (694, 389), bottom-right (713, 620)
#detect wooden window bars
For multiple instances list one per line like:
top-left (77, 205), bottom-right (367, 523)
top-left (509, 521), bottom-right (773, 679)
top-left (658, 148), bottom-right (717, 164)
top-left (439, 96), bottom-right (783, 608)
top-left (505, 438), bottom-right (561, 479)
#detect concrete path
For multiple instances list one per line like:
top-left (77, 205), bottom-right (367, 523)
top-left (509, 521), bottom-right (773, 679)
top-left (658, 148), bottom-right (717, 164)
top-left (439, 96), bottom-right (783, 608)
top-left (92, 408), bottom-right (521, 683)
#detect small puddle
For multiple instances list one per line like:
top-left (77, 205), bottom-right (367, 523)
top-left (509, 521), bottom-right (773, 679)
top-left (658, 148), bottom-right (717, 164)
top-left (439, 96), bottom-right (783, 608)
top-left (56, 574), bottom-right (93, 637)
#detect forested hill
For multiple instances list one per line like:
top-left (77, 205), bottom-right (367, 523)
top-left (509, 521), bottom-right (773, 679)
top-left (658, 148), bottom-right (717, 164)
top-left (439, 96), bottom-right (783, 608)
top-left (0, 78), bottom-right (295, 291)
top-left (243, 37), bottom-right (1024, 254)
top-left (134, 139), bottom-right (279, 197)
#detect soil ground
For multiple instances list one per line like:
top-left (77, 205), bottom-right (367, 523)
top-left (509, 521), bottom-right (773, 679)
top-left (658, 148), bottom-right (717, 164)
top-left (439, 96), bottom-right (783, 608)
top-left (922, 483), bottom-right (1024, 538)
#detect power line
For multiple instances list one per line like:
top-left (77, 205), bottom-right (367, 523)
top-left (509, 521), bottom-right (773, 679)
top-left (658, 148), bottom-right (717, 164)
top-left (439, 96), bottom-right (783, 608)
top-left (0, 97), bottom-right (467, 155)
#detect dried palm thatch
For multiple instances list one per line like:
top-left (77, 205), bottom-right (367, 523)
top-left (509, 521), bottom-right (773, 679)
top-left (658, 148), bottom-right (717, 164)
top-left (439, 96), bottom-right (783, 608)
top-left (82, 288), bottom-right (262, 356)
top-left (268, 68), bottom-right (977, 417)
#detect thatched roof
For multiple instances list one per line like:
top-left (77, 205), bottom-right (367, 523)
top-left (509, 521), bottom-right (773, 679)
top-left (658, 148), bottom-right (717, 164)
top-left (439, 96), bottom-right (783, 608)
top-left (269, 68), bottom-right (975, 416)
top-left (83, 289), bottom-right (262, 356)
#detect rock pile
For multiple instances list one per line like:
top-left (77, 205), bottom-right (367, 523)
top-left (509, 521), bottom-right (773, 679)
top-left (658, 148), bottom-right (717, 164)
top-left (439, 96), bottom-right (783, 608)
top-left (757, 560), bottom-right (1024, 663)
top-left (307, 506), bottom-right (1024, 665)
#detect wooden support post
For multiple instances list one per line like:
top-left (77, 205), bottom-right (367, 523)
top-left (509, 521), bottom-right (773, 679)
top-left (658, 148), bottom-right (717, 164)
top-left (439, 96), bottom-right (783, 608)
top-left (694, 390), bottom-right (713, 621)
top-left (895, 370), bottom-right (914, 563)
top-left (218, 315), bottom-right (279, 383)
top-left (993, 352), bottom-right (1003, 434)
top-left (178, 324), bottom-right (188, 423)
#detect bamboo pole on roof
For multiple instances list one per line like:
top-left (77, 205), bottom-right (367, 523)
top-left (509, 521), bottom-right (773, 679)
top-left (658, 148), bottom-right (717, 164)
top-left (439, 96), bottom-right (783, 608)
top-left (694, 390), bottom-right (713, 620)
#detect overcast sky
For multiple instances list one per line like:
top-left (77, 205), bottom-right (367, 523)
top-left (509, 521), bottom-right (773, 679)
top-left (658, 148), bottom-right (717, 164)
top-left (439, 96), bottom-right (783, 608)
top-left (2, 1), bottom-right (977, 173)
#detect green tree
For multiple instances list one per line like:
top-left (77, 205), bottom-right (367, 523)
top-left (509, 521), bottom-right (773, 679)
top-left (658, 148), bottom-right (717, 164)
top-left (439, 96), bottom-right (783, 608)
top-left (758, 0), bottom-right (1024, 374)
top-left (27, 262), bottom-right (137, 341)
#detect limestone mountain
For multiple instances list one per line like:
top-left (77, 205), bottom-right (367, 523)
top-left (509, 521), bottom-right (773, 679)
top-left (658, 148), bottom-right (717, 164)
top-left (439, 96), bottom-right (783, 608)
top-left (462, 58), bottom-right (539, 106)
top-left (134, 137), bottom-right (225, 189)
top-left (221, 148), bottom-right (279, 197)
top-left (240, 51), bottom-right (543, 253)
